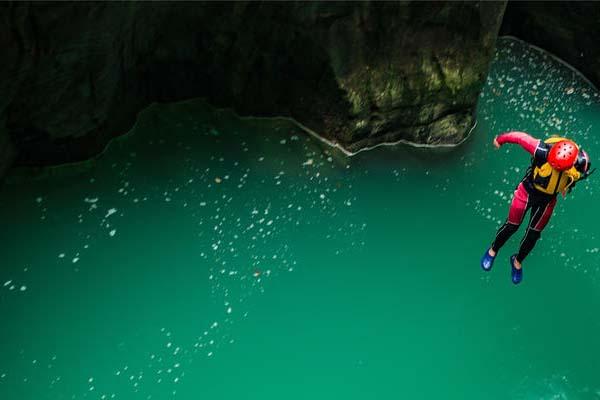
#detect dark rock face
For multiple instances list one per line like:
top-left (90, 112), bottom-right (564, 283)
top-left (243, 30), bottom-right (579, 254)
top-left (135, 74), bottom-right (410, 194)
top-left (0, 120), bottom-right (16, 178)
top-left (0, 1), bottom-right (506, 174)
top-left (500, 1), bottom-right (600, 89)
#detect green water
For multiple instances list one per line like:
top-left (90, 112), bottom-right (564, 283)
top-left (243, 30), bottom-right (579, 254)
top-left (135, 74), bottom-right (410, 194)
top-left (1, 38), bottom-right (600, 400)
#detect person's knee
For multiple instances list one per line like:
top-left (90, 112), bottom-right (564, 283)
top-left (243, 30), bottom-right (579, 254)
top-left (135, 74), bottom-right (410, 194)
top-left (504, 222), bottom-right (520, 234)
top-left (507, 215), bottom-right (524, 225)
top-left (492, 221), bottom-right (521, 252)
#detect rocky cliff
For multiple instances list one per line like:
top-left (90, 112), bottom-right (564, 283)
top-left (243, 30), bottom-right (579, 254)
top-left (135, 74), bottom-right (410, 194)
top-left (501, 1), bottom-right (600, 89)
top-left (0, 1), bottom-right (506, 176)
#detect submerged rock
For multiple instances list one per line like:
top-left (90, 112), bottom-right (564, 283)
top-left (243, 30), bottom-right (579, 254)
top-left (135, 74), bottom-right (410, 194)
top-left (0, 1), bottom-right (506, 172)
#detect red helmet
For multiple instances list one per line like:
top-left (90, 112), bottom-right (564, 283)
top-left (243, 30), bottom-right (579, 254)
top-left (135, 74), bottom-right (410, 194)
top-left (548, 140), bottom-right (578, 171)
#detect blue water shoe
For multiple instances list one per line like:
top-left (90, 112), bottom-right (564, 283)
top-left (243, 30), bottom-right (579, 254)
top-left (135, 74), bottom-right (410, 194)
top-left (510, 255), bottom-right (522, 285)
top-left (481, 248), bottom-right (495, 271)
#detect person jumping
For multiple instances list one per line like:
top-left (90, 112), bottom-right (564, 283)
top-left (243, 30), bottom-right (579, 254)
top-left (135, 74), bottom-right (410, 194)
top-left (481, 131), bottom-right (594, 284)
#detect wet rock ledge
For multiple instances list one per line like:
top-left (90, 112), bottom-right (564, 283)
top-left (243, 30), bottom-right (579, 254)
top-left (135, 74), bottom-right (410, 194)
top-left (0, 1), bottom-right (506, 175)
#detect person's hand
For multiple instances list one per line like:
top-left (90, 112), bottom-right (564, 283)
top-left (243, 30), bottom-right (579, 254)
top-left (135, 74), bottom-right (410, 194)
top-left (493, 136), bottom-right (500, 149)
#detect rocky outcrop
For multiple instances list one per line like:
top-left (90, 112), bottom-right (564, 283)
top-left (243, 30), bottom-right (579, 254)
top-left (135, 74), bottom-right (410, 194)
top-left (0, 1), bottom-right (506, 175)
top-left (500, 1), bottom-right (600, 89)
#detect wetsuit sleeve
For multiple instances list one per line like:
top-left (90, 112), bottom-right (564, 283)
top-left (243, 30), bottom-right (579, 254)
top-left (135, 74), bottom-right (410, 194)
top-left (496, 131), bottom-right (540, 155)
top-left (533, 141), bottom-right (550, 164)
top-left (569, 150), bottom-right (592, 194)
top-left (575, 150), bottom-right (590, 174)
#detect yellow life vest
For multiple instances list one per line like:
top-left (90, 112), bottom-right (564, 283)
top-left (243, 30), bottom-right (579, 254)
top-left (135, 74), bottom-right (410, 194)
top-left (532, 137), bottom-right (581, 195)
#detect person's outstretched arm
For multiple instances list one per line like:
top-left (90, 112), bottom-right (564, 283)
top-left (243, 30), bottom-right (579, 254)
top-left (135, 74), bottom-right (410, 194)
top-left (494, 131), bottom-right (540, 155)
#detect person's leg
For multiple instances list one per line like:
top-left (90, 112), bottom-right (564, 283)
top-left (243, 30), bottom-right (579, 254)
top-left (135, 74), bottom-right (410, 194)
top-left (490, 183), bottom-right (530, 255)
top-left (515, 196), bottom-right (557, 264)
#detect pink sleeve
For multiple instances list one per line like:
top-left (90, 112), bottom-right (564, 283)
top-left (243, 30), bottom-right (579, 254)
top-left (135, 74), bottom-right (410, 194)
top-left (496, 131), bottom-right (540, 155)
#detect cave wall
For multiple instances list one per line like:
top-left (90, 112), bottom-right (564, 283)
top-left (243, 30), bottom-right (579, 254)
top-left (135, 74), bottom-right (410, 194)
top-left (0, 1), bottom-right (507, 176)
top-left (0, 118), bottom-right (16, 178)
top-left (500, 1), bottom-right (600, 89)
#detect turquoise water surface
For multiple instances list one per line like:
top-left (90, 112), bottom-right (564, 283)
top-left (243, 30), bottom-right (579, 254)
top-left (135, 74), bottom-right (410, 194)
top-left (1, 38), bottom-right (600, 400)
